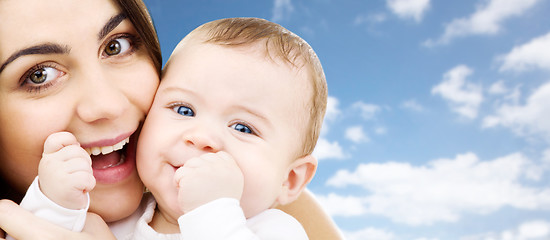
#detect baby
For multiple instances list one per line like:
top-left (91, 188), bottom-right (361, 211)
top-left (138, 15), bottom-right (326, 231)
top-left (14, 17), bottom-right (327, 239)
top-left (133, 17), bottom-right (327, 239)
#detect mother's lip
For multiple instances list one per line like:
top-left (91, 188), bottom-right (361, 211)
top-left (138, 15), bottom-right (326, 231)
top-left (81, 132), bottom-right (134, 149)
top-left (92, 152), bottom-right (134, 184)
top-left (92, 133), bottom-right (138, 184)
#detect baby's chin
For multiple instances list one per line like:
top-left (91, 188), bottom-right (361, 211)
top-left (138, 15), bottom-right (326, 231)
top-left (154, 190), bottom-right (184, 221)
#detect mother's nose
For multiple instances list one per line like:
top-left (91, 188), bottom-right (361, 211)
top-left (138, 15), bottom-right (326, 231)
top-left (74, 70), bottom-right (129, 123)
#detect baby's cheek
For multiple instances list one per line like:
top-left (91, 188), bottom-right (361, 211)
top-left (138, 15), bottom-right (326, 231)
top-left (240, 172), bottom-right (282, 218)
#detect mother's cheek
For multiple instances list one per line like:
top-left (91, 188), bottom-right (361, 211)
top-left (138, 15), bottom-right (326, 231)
top-left (0, 126), bottom-right (43, 194)
top-left (123, 57), bottom-right (160, 115)
top-left (0, 96), bottom-right (69, 195)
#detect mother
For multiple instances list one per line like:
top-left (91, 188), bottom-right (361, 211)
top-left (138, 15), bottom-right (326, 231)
top-left (0, 0), bottom-right (341, 239)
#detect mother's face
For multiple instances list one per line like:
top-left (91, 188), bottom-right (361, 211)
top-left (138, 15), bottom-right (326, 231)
top-left (0, 0), bottom-right (159, 222)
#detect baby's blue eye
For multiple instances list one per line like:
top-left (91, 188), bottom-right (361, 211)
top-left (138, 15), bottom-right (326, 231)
top-left (173, 105), bottom-right (194, 116)
top-left (231, 123), bottom-right (253, 134)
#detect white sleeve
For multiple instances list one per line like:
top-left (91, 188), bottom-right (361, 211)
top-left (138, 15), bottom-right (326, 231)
top-left (18, 176), bottom-right (89, 231)
top-left (246, 208), bottom-right (309, 240)
top-left (177, 198), bottom-right (308, 240)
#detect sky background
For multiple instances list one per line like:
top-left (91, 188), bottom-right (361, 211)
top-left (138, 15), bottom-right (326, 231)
top-left (142, 0), bottom-right (550, 239)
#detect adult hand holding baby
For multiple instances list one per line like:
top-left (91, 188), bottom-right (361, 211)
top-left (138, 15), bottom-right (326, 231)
top-left (0, 199), bottom-right (114, 240)
top-left (174, 151), bottom-right (244, 214)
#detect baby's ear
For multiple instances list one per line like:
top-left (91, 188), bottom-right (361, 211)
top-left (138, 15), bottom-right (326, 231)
top-left (276, 155), bottom-right (317, 205)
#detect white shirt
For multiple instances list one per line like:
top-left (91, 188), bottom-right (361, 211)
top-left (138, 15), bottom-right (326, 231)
top-left (126, 194), bottom-right (308, 240)
top-left (15, 179), bottom-right (308, 239)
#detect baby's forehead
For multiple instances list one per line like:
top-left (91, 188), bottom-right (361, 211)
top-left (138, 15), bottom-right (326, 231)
top-left (179, 28), bottom-right (305, 64)
top-left (168, 37), bottom-right (312, 85)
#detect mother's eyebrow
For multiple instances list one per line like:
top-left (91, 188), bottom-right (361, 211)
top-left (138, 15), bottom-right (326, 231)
top-left (98, 13), bottom-right (127, 40)
top-left (0, 43), bottom-right (70, 74)
top-left (0, 13), bottom-right (127, 75)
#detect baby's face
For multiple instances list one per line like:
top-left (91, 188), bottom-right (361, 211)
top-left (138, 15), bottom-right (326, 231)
top-left (137, 41), bottom-right (312, 220)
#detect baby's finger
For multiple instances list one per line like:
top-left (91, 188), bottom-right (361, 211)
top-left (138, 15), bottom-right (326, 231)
top-left (71, 172), bottom-right (96, 193)
top-left (181, 156), bottom-right (207, 169)
top-left (63, 155), bottom-right (93, 174)
top-left (64, 159), bottom-right (94, 175)
top-left (199, 152), bottom-right (222, 162)
top-left (202, 151), bottom-right (239, 170)
top-left (173, 166), bottom-right (186, 186)
top-left (215, 151), bottom-right (233, 162)
top-left (43, 132), bottom-right (79, 154)
top-left (201, 151), bottom-right (235, 165)
top-left (52, 144), bottom-right (92, 163)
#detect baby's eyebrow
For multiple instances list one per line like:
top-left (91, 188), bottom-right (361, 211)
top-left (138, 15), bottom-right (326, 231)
top-left (0, 43), bottom-right (70, 74)
top-left (161, 86), bottom-right (193, 95)
top-left (235, 105), bottom-right (272, 128)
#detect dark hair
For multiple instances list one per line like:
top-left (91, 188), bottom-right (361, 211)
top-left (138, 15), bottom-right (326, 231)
top-left (114, 0), bottom-right (162, 74)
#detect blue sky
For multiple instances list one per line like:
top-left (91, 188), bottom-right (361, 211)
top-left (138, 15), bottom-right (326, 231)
top-left (143, 0), bottom-right (550, 239)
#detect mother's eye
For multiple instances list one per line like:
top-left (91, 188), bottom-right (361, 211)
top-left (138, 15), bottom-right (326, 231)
top-left (31, 67), bottom-right (54, 83)
top-left (22, 65), bottom-right (64, 86)
top-left (103, 37), bottom-right (132, 57)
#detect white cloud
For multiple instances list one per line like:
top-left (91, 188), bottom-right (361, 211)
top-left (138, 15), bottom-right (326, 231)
top-left (272, 0), bottom-right (294, 22)
top-left (498, 31), bottom-right (550, 72)
top-left (320, 96), bottom-right (342, 137)
top-left (387, 0), bottom-right (430, 22)
top-left (354, 13), bottom-right (387, 25)
top-left (325, 152), bottom-right (550, 225)
top-left (354, 13), bottom-right (389, 35)
top-left (432, 65), bottom-right (483, 119)
top-left (424, 0), bottom-right (541, 47)
top-left (402, 99), bottom-right (425, 112)
top-left (519, 220), bottom-right (550, 239)
top-left (488, 80), bottom-right (509, 95)
top-left (325, 96), bottom-right (341, 121)
top-left (375, 126), bottom-right (387, 135)
top-left (345, 125), bottom-right (369, 143)
top-left (461, 220), bottom-right (550, 240)
top-left (315, 96), bottom-right (349, 160)
top-left (344, 227), bottom-right (396, 240)
top-left (315, 193), bottom-right (367, 217)
top-left (313, 138), bottom-right (347, 161)
top-left (482, 81), bottom-right (550, 141)
top-left (544, 148), bottom-right (550, 164)
top-left (352, 101), bottom-right (382, 120)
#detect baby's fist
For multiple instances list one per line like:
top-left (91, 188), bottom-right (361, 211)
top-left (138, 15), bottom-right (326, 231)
top-left (39, 132), bottom-right (95, 210)
top-left (174, 151), bottom-right (244, 213)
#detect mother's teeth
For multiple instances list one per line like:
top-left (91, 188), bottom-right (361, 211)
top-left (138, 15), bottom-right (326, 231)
top-left (86, 137), bottom-right (129, 156)
top-left (113, 139), bottom-right (126, 151)
top-left (91, 147), bottom-right (101, 155)
top-left (101, 146), bottom-right (114, 155)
